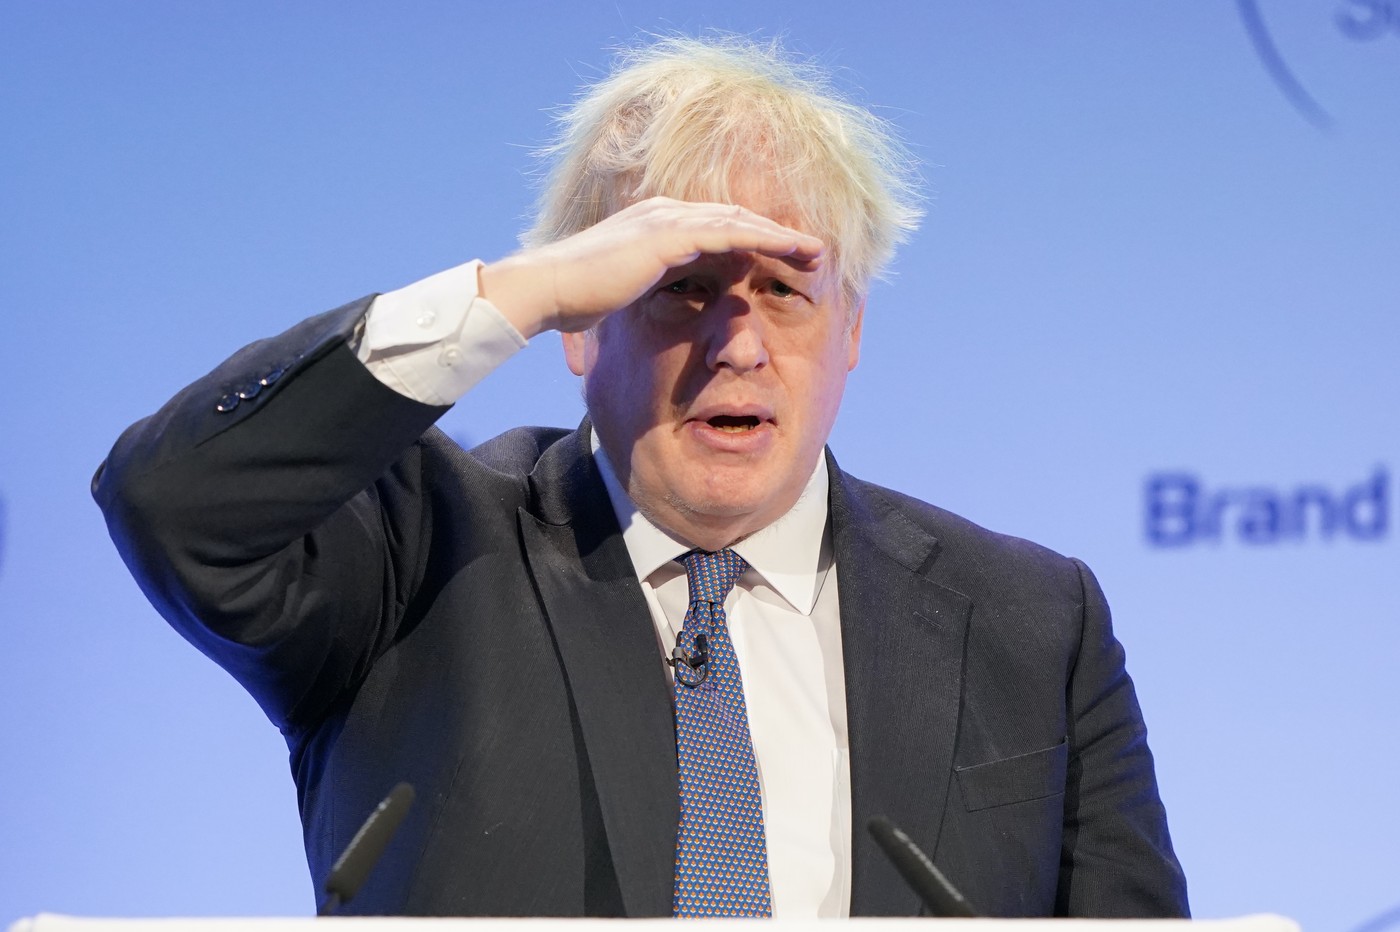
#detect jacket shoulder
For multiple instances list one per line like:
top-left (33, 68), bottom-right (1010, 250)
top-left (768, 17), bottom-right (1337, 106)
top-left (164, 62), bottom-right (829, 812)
top-left (457, 425), bottom-right (575, 473)
top-left (836, 470), bottom-right (1087, 602)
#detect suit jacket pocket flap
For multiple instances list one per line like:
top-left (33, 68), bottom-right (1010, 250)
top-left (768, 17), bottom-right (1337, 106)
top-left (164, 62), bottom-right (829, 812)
top-left (955, 739), bottom-right (1067, 812)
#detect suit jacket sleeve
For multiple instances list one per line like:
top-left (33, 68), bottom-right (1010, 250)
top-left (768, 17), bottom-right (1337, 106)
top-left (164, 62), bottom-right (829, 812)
top-left (1056, 557), bottom-right (1189, 916)
top-left (92, 298), bottom-right (454, 734)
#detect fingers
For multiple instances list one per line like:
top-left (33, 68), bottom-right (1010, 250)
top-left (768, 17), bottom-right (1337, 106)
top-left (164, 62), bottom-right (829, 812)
top-left (715, 204), bottom-right (825, 260)
top-left (637, 198), bottom-right (826, 265)
top-left (695, 216), bottom-right (825, 263)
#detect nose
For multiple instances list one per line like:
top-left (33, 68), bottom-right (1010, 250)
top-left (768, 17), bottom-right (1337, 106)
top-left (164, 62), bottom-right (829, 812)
top-left (703, 295), bottom-right (769, 374)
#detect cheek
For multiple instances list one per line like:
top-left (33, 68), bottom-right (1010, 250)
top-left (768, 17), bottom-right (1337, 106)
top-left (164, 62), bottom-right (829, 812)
top-left (611, 339), bottom-right (698, 410)
top-left (787, 345), bottom-right (853, 436)
top-left (808, 369), bottom-right (849, 425)
top-left (584, 340), bottom-right (674, 436)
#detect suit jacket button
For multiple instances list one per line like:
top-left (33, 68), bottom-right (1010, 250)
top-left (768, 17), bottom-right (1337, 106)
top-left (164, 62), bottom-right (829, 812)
top-left (236, 381), bottom-right (262, 400)
top-left (215, 393), bottom-right (240, 413)
top-left (260, 366), bottom-right (285, 387)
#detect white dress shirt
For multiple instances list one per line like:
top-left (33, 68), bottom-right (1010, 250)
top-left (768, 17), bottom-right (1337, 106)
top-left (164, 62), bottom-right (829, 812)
top-left (357, 261), bottom-right (854, 917)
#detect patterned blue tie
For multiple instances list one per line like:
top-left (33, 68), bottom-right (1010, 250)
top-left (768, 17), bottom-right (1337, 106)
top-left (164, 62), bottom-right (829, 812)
top-left (671, 549), bottom-right (773, 918)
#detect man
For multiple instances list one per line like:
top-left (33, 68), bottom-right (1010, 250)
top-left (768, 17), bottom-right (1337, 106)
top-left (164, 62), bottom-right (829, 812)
top-left (95, 37), bottom-right (1188, 918)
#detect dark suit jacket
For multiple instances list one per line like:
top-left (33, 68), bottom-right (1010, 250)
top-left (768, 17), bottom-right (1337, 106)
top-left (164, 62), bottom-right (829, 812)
top-left (94, 297), bottom-right (1188, 917)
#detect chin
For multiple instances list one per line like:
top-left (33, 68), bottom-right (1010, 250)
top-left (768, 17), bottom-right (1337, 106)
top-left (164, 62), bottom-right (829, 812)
top-left (672, 475), bottom-right (794, 530)
top-left (665, 488), bottom-right (762, 522)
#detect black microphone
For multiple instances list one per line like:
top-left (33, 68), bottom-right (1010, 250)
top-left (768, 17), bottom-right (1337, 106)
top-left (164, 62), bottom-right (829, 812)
top-left (670, 633), bottom-right (709, 687)
top-left (868, 816), bottom-right (980, 918)
top-left (318, 782), bottom-right (416, 916)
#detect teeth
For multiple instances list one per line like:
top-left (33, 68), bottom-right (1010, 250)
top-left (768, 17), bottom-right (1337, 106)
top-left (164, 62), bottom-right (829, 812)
top-left (705, 414), bottom-right (761, 432)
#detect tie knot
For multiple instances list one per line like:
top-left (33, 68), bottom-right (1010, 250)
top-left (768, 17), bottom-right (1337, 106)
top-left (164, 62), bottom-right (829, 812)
top-left (681, 549), bottom-right (748, 605)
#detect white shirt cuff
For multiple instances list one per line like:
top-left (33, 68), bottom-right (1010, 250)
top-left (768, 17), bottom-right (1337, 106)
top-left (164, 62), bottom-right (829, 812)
top-left (357, 259), bottom-right (527, 406)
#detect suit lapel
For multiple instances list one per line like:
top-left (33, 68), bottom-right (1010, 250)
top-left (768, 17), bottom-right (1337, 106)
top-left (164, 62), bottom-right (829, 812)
top-left (829, 457), bottom-right (973, 916)
top-left (518, 427), bottom-right (677, 917)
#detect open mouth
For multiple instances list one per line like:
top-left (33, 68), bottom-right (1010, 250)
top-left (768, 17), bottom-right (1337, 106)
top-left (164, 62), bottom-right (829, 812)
top-left (707, 415), bottom-right (762, 433)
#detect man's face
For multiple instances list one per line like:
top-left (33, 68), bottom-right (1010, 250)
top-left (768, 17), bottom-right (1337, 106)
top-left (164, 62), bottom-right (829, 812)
top-left (563, 207), bottom-right (863, 550)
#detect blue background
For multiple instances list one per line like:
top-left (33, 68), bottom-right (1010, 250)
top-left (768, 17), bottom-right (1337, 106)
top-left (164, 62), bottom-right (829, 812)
top-left (2, 3), bottom-right (1397, 929)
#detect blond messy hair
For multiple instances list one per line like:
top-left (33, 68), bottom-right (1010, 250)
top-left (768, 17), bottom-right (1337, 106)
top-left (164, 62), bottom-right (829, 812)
top-left (523, 35), bottom-right (923, 306)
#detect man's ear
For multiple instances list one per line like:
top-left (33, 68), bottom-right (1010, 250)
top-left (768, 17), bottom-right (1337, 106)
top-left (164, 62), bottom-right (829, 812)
top-left (846, 299), bottom-right (866, 371)
top-left (562, 330), bottom-right (589, 376)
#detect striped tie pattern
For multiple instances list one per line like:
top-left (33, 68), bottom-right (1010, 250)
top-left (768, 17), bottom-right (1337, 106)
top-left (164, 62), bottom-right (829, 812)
top-left (671, 549), bottom-right (773, 918)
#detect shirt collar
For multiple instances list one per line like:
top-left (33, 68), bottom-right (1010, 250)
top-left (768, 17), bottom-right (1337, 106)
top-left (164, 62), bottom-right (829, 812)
top-left (591, 433), bottom-right (830, 614)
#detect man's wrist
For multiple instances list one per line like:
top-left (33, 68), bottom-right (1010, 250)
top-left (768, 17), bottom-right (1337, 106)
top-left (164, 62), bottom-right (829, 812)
top-left (358, 259), bottom-right (527, 405)
top-left (480, 253), bottom-right (555, 340)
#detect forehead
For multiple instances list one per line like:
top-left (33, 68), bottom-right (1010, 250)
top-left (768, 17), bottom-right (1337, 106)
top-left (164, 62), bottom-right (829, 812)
top-left (676, 167), bottom-right (810, 230)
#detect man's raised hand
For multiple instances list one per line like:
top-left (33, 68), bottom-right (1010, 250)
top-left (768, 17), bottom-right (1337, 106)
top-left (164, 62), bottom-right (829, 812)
top-left (480, 197), bottom-right (825, 339)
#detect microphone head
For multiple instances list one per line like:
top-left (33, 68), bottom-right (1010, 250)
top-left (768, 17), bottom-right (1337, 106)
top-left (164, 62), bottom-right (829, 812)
top-left (324, 782), bottom-right (416, 906)
top-left (868, 816), bottom-right (979, 918)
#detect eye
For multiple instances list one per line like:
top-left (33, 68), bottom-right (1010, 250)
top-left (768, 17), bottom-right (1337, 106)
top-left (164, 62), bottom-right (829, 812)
top-left (769, 279), bottom-right (807, 301)
top-left (663, 277), bottom-right (698, 295)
